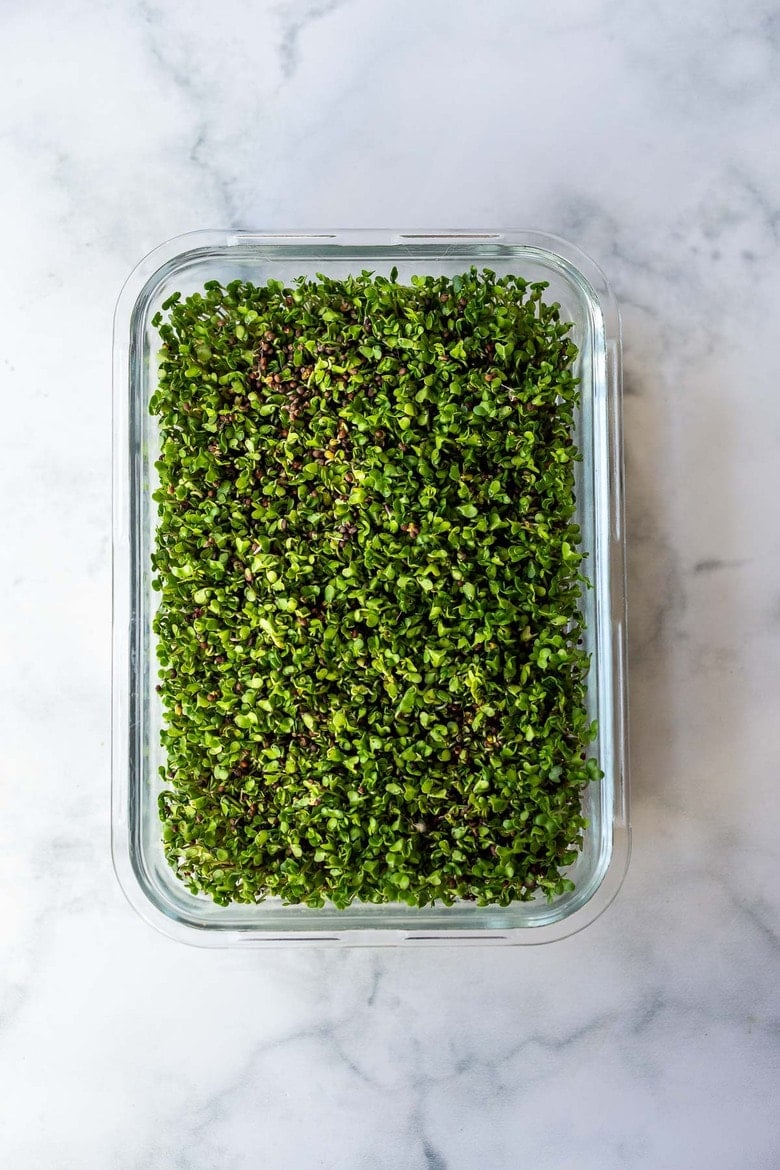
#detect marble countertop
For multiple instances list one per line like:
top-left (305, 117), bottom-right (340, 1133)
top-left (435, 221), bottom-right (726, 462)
top-left (1, 1), bottom-right (778, 1167)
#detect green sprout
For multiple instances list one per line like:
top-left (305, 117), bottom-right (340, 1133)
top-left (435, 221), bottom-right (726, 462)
top-left (149, 269), bottom-right (598, 909)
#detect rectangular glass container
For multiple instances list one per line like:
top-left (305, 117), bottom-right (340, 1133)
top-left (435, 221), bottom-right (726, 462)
top-left (112, 230), bottom-right (629, 946)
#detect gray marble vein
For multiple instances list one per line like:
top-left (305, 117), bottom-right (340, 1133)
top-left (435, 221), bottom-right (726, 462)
top-left (1, 1), bottom-right (779, 1167)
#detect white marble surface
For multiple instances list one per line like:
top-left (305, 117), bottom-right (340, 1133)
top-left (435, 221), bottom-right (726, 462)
top-left (1, 1), bottom-right (779, 1166)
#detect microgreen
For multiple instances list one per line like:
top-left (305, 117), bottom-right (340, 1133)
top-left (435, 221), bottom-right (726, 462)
top-left (150, 269), bottom-right (599, 909)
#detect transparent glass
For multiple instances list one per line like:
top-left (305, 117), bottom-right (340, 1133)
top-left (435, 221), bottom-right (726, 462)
top-left (112, 230), bottom-right (629, 946)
